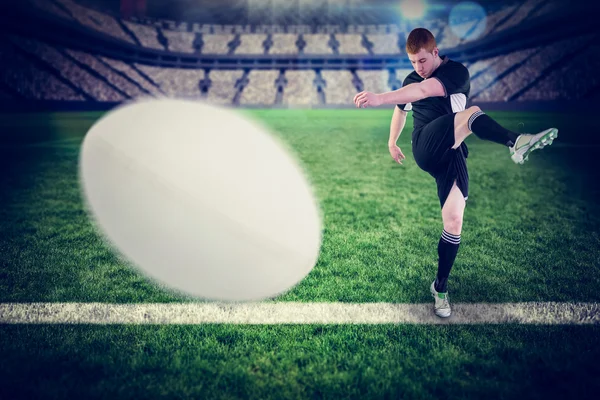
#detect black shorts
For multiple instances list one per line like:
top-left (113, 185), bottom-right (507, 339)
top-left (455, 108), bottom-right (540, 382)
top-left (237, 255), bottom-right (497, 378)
top-left (412, 113), bottom-right (469, 208)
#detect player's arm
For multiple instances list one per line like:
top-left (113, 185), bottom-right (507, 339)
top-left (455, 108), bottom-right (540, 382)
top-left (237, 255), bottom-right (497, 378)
top-left (354, 79), bottom-right (445, 108)
top-left (388, 106), bottom-right (407, 164)
top-left (389, 106), bottom-right (407, 147)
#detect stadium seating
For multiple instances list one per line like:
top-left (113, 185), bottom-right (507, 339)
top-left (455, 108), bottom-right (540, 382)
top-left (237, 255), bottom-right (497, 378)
top-left (336, 34), bottom-right (369, 55)
top-left (366, 33), bottom-right (401, 55)
top-left (25, 0), bottom-right (569, 58)
top-left (54, 0), bottom-right (136, 44)
top-left (472, 36), bottom-right (585, 101)
top-left (491, 0), bottom-right (547, 33)
top-left (201, 34), bottom-right (235, 55)
top-left (9, 35), bottom-right (125, 102)
top-left (204, 70), bottom-right (245, 104)
top-left (437, 24), bottom-right (461, 51)
top-left (239, 70), bottom-right (280, 104)
top-left (122, 21), bottom-right (164, 50)
top-left (269, 34), bottom-right (300, 55)
top-left (0, 40), bottom-right (84, 100)
top-left (469, 48), bottom-right (538, 100)
top-left (281, 70), bottom-right (320, 105)
top-left (466, 2), bottom-right (517, 39)
top-left (234, 34), bottom-right (268, 55)
top-left (66, 49), bottom-right (149, 98)
top-left (161, 30), bottom-right (197, 54)
top-left (320, 70), bottom-right (357, 104)
top-left (0, 24), bottom-right (593, 106)
top-left (134, 64), bottom-right (205, 98)
top-left (302, 34), bottom-right (335, 54)
top-left (519, 43), bottom-right (600, 101)
top-left (356, 70), bottom-right (392, 94)
top-left (99, 58), bottom-right (165, 96)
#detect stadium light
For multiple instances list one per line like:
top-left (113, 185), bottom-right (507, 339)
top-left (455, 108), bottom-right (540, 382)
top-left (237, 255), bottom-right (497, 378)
top-left (399, 0), bottom-right (428, 20)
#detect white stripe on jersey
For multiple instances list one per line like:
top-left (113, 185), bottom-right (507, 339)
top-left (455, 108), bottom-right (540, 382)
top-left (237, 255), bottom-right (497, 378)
top-left (450, 93), bottom-right (467, 113)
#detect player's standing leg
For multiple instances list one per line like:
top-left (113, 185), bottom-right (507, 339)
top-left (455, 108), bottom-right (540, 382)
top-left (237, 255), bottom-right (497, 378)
top-left (431, 181), bottom-right (465, 318)
top-left (452, 106), bottom-right (558, 164)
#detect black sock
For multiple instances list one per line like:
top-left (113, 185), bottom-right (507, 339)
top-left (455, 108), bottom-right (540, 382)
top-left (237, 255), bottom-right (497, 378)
top-left (435, 230), bottom-right (461, 293)
top-left (469, 110), bottom-right (519, 147)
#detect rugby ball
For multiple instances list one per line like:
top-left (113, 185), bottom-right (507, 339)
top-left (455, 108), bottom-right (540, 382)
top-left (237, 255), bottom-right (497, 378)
top-left (79, 98), bottom-right (322, 301)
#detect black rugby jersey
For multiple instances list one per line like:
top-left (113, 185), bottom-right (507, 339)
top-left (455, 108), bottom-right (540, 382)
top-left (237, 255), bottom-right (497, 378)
top-left (397, 56), bottom-right (470, 130)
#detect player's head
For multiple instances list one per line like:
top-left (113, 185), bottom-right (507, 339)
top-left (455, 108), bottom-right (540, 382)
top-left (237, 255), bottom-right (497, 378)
top-left (406, 28), bottom-right (440, 79)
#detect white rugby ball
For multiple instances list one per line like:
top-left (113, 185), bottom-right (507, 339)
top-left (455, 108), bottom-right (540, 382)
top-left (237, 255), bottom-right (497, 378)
top-left (79, 98), bottom-right (322, 301)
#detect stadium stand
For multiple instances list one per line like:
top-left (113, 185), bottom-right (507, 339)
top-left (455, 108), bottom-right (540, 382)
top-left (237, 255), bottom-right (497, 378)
top-left (201, 34), bottom-right (235, 54)
top-left (9, 35), bottom-right (125, 102)
top-left (122, 21), bottom-right (164, 50)
top-left (469, 48), bottom-right (539, 100)
top-left (281, 70), bottom-right (320, 106)
top-left (437, 24), bottom-right (461, 50)
top-left (479, 2), bottom-right (518, 37)
top-left (161, 30), bottom-right (197, 54)
top-left (1, 0), bottom-right (594, 108)
top-left (336, 34), bottom-right (369, 55)
top-left (2, 27), bottom-right (595, 106)
top-left (23, 2), bottom-right (558, 59)
top-left (491, 0), bottom-right (547, 33)
top-left (134, 64), bottom-right (205, 98)
top-left (472, 36), bottom-right (589, 102)
top-left (239, 70), bottom-right (280, 105)
top-left (519, 42), bottom-right (600, 101)
top-left (0, 40), bottom-right (84, 101)
top-left (24, 0), bottom-right (572, 57)
top-left (463, 59), bottom-right (493, 80)
top-left (204, 70), bottom-right (245, 104)
top-left (234, 34), bottom-right (268, 55)
top-left (303, 34), bottom-right (334, 54)
top-left (356, 70), bottom-right (392, 95)
top-left (66, 49), bottom-right (150, 98)
top-left (321, 70), bottom-right (357, 104)
top-left (99, 58), bottom-right (165, 96)
top-left (269, 34), bottom-right (300, 55)
top-left (54, 0), bottom-right (136, 44)
top-left (366, 33), bottom-right (401, 55)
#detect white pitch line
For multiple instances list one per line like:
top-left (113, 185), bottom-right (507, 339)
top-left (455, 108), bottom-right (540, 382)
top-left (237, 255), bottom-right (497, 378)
top-left (0, 302), bottom-right (598, 325)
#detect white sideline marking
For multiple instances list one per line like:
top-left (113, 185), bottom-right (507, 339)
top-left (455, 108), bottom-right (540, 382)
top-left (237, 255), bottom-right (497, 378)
top-left (0, 302), bottom-right (598, 325)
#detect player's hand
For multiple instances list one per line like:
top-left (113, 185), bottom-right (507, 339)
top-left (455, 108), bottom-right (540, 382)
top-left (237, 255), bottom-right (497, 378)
top-left (389, 144), bottom-right (405, 165)
top-left (353, 91), bottom-right (381, 108)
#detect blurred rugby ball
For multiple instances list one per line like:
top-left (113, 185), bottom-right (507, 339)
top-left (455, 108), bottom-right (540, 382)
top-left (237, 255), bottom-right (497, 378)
top-left (79, 98), bottom-right (322, 301)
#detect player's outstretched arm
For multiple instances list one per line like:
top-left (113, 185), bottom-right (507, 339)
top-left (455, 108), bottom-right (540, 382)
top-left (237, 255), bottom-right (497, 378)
top-left (353, 79), bottom-right (445, 108)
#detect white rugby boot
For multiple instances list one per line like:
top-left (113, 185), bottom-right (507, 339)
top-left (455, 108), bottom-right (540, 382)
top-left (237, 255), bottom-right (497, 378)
top-left (510, 128), bottom-right (558, 164)
top-left (430, 280), bottom-right (451, 318)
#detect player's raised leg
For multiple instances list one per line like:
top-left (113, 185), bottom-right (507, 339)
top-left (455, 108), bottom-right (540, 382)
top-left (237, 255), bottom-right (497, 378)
top-left (452, 106), bottom-right (483, 149)
top-left (431, 181), bottom-right (465, 318)
top-left (451, 106), bottom-right (558, 164)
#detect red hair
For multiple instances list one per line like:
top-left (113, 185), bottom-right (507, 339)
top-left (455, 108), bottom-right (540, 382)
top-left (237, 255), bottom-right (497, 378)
top-left (406, 28), bottom-right (437, 54)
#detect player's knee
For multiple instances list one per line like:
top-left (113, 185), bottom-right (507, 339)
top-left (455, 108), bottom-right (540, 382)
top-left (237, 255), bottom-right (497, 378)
top-left (468, 105), bottom-right (481, 114)
top-left (443, 212), bottom-right (463, 234)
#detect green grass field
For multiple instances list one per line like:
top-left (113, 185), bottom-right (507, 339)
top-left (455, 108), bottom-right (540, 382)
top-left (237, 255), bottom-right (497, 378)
top-left (1, 109), bottom-right (599, 399)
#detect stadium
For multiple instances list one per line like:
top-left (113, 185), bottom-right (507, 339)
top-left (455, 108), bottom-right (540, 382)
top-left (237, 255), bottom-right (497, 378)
top-left (1, 0), bottom-right (599, 398)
